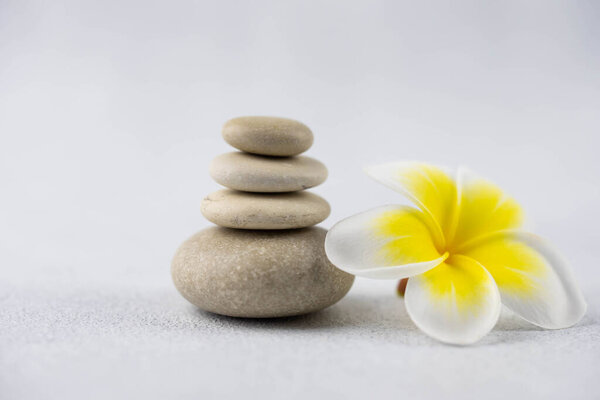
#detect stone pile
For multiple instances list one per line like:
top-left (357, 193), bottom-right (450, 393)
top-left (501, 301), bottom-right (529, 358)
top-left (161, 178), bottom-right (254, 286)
top-left (171, 116), bottom-right (354, 318)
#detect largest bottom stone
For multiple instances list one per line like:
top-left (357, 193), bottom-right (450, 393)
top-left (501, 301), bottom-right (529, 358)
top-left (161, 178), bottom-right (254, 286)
top-left (171, 226), bottom-right (354, 318)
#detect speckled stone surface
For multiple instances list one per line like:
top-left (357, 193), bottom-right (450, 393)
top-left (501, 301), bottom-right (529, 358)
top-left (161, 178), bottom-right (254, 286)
top-left (201, 189), bottom-right (330, 229)
top-left (222, 116), bottom-right (314, 156)
top-left (171, 226), bottom-right (354, 318)
top-left (209, 152), bottom-right (327, 193)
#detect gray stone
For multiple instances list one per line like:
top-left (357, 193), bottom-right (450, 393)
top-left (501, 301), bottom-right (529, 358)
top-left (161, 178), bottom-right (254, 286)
top-left (201, 189), bottom-right (330, 229)
top-left (209, 152), bottom-right (327, 193)
top-left (222, 116), bottom-right (313, 156)
top-left (171, 226), bottom-right (355, 318)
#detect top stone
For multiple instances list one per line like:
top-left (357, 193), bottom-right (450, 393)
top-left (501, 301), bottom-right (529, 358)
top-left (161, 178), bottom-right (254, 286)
top-left (222, 116), bottom-right (314, 156)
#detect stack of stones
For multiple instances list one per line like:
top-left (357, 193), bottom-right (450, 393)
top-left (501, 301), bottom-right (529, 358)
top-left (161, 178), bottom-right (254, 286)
top-left (171, 116), bottom-right (354, 318)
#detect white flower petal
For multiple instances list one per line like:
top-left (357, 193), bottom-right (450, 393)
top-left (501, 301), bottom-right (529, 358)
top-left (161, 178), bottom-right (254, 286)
top-left (325, 205), bottom-right (447, 279)
top-left (405, 255), bottom-right (502, 345)
top-left (365, 162), bottom-right (457, 246)
top-left (451, 167), bottom-right (524, 248)
top-left (462, 231), bottom-right (586, 329)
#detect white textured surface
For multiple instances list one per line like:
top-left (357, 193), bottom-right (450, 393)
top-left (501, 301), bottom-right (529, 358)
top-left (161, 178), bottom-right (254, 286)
top-left (1, 266), bottom-right (599, 400)
top-left (2, 0), bottom-right (600, 398)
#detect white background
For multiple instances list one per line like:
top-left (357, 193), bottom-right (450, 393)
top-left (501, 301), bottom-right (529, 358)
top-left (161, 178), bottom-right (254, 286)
top-left (1, 1), bottom-right (599, 399)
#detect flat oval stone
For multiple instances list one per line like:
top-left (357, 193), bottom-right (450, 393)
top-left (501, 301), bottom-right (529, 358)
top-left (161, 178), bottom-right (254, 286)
top-left (201, 189), bottom-right (330, 229)
top-left (209, 152), bottom-right (327, 192)
top-left (222, 116), bottom-right (313, 156)
top-left (171, 227), bottom-right (355, 318)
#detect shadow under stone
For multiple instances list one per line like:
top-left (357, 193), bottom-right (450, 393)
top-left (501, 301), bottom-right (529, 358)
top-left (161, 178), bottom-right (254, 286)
top-left (194, 293), bottom-right (412, 332)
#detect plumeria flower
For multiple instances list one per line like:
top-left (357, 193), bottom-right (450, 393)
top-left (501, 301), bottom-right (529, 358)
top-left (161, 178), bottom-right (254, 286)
top-left (325, 162), bottom-right (586, 345)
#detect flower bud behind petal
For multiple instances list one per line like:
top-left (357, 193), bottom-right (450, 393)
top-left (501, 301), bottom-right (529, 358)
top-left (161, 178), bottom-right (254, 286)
top-left (397, 278), bottom-right (408, 297)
